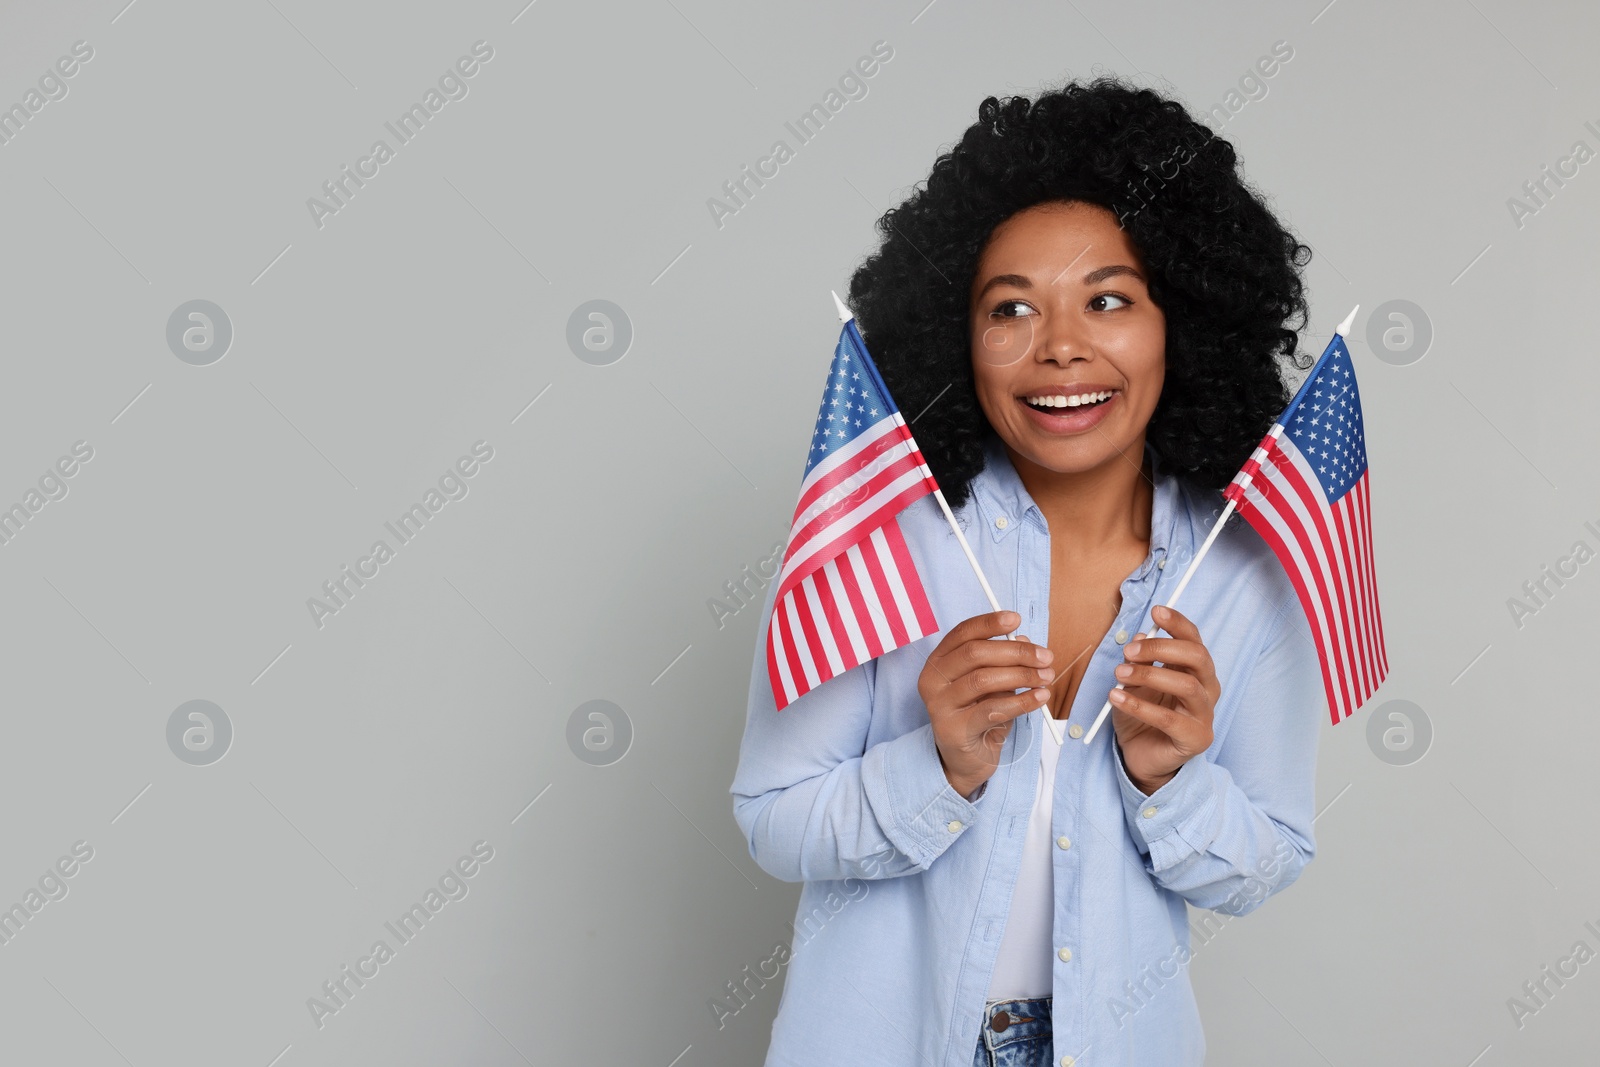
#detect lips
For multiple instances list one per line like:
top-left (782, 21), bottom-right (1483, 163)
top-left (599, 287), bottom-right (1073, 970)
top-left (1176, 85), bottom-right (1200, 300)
top-left (1019, 386), bottom-right (1120, 406)
top-left (1016, 390), bottom-right (1119, 434)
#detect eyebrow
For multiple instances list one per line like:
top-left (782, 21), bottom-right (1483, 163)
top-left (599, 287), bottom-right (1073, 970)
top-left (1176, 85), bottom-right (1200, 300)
top-left (973, 264), bottom-right (1144, 301)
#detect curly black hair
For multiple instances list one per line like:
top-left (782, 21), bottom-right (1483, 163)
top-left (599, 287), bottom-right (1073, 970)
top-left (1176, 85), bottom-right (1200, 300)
top-left (846, 73), bottom-right (1314, 513)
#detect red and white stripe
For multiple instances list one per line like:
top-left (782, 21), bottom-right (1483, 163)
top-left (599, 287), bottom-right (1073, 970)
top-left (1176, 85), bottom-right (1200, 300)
top-left (1223, 426), bottom-right (1389, 725)
top-left (766, 413), bottom-right (940, 710)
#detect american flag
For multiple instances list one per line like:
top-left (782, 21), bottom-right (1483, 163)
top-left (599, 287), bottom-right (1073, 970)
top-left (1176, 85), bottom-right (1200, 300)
top-left (765, 308), bottom-right (941, 711)
top-left (1222, 327), bottom-right (1389, 725)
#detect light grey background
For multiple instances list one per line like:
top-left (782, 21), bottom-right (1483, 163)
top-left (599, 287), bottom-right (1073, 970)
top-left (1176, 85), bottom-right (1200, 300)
top-left (0, 0), bottom-right (1592, 1063)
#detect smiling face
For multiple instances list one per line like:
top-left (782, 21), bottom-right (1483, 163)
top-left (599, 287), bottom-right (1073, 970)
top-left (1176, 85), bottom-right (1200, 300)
top-left (969, 199), bottom-right (1166, 480)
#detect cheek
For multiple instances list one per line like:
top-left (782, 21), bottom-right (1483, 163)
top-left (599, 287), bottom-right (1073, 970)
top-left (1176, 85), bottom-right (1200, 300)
top-left (1143, 360), bottom-right (1166, 401)
top-left (1126, 328), bottom-right (1165, 399)
top-left (968, 349), bottom-right (1007, 407)
top-left (1135, 369), bottom-right (1165, 423)
top-left (975, 364), bottom-right (1026, 424)
top-left (970, 374), bottom-right (1003, 425)
top-left (972, 312), bottom-right (1036, 370)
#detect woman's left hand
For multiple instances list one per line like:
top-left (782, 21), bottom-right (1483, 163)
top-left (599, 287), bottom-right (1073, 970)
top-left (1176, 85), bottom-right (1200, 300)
top-left (1109, 604), bottom-right (1220, 794)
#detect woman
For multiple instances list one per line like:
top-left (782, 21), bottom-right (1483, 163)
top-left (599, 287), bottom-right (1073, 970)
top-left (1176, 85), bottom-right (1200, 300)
top-left (730, 75), bottom-right (1324, 1067)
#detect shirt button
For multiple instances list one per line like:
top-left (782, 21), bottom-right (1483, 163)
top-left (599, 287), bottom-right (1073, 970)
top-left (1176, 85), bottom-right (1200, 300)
top-left (1114, 629), bottom-right (1129, 644)
top-left (1142, 806), bottom-right (1158, 819)
top-left (1056, 835), bottom-right (1071, 850)
top-left (947, 819), bottom-right (964, 832)
top-left (1068, 723), bottom-right (1083, 739)
top-left (1058, 947), bottom-right (1072, 962)
top-left (1062, 1057), bottom-right (1076, 1067)
top-left (995, 515), bottom-right (1008, 529)
top-left (1157, 558), bottom-right (1167, 569)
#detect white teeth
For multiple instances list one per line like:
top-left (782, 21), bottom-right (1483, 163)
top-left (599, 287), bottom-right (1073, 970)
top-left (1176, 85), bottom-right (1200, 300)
top-left (1024, 390), bottom-right (1115, 409)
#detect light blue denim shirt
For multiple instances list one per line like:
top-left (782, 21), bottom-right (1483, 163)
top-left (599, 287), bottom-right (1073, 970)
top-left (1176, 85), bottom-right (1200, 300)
top-left (730, 428), bottom-right (1324, 1066)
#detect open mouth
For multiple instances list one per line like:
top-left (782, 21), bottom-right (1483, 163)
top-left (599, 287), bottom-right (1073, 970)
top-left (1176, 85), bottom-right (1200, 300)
top-left (1016, 389), bottom-right (1120, 431)
top-left (1023, 391), bottom-right (1115, 411)
top-left (1020, 389), bottom-right (1120, 412)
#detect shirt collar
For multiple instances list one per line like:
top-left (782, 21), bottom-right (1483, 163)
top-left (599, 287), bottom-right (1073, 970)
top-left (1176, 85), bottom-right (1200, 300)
top-left (971, 429), bottom-right (1179, 579)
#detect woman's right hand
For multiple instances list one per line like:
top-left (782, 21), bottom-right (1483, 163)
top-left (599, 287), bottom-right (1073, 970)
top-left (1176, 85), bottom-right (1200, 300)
top-left (917, 610), bottom-right (1055, 798)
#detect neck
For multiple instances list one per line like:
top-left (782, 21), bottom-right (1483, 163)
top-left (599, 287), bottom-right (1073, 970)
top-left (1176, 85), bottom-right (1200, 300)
top-left (1004, 436), bottom-right (1155, 557)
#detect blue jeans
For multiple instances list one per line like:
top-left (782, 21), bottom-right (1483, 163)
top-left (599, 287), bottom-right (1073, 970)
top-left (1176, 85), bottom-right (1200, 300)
top-left (972, 995), bottom-right (1052, 1067)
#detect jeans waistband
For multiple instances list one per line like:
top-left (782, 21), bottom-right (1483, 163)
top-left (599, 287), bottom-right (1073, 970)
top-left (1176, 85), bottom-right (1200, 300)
top-left (980, 995), bottom-right (1051, 1051)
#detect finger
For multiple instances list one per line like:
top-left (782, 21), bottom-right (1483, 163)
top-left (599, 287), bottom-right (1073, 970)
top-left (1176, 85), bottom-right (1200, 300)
top-left (1150, 604), bottom-right (1199, 641)
top-left (928, 611), bottom-right (1026, 687)
top-left (981, 687), bottom-right (1053, 724)
top-left (934, 610), bottom-right (1022, 658)
top-left (1109, 685), bottom-right (1189, 739)
top-left (1121, 632), bottom-right (1219, 706)
top-left (951, 662), bottom-right (1058, 707)
top-left (1122, 631), bottom-right (1211, 678)
top-left (1112, 662), bottom-right (1210, 712)
top-left (949, 634), bottom-right (1053, 680)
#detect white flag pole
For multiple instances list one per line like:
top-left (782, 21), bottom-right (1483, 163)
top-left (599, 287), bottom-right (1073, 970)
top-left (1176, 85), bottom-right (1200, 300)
top-left (1079, 303), bottom-right (1360, 747)
top-left (833, 291), bottom-right (1065, 746)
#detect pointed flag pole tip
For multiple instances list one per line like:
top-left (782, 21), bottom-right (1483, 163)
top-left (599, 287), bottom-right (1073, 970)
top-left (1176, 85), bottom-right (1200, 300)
top-left (1335, 304), bottom-right (1359, 337)
top-left (831, 290), bottom-right (853, 323)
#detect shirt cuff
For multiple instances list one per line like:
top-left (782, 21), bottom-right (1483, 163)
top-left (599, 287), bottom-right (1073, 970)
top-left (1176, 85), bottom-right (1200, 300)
top-left (860, 722), bottom-right (982, 869)
top-left (1112, 740), bottom-right (1226, 873)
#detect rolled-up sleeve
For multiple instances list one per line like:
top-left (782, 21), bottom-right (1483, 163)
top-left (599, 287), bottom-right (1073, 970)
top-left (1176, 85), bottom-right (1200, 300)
top-left (729, 574), bottom-right (983, 883)
top-left (1109, 583), bottom-right (1323, 915)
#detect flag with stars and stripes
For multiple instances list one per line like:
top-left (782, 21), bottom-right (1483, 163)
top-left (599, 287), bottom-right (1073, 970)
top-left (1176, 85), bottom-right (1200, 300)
top-left (765, 314), bottom-right (941, 711)
top-left (1223, 328), bottom-right (1389, 725)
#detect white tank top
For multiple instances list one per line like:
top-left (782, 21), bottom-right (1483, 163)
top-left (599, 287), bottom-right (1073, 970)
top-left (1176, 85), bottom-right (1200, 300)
top-left (987, 709), bottom-right (1064, 1000)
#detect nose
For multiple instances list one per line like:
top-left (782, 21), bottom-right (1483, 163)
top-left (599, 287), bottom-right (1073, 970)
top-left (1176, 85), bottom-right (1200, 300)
top-left (1035, 308), bottom-right (1092, 367)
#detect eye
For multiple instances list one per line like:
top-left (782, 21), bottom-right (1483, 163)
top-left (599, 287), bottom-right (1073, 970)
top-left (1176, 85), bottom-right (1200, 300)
top-left (1090, 293), bottom-right (1132, 311)
top-left (990, 299), bottom-right (1037, 319)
